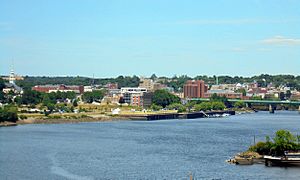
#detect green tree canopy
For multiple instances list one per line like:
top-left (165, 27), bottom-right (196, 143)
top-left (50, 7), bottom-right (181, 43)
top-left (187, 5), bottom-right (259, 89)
top-left (286, 90), bottom-right (292, 99)
top-left (194, 102), bottom-right (212, 111)
top-left (20, 89), bottom-right (42, 105)
top-left (82, 90), bottom-right (105, 103)
top-left (150, 104), bottom-right (163, 111)
top-left (234, 101), bottom-right (246, 108)
top-left (194, 101), bottom-right (225, 111)
top-left (152, 89), bottom-right (180, 108)
top-left (0, 105), bottom-right (18, 123)
top-left (0, 78), bottom-right (5, 91)
top-left (167, 103), bottom-right (186, 113)
top-left (249, 130), bottom-right (300, 156)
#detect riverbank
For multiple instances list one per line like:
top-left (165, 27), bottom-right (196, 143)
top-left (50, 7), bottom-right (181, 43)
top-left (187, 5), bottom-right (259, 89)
top-left (0, 121), bottom-right (17, 127)
top-left (0, 109), bottom-right (254, 127)
top-left (0, 115), bottom-right (128, 127)
top-left (17, 115), bottom-right (129, 125)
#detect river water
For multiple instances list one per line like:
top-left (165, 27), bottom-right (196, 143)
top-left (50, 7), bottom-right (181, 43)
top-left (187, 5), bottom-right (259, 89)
top-left (1, 111), bottom-right (300, 180)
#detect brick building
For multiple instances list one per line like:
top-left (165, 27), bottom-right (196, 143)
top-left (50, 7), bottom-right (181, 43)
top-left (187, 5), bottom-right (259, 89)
top-left (32, 85), bottom-right (84, 94)
top-left (183, 80), bottom-right (208, 98)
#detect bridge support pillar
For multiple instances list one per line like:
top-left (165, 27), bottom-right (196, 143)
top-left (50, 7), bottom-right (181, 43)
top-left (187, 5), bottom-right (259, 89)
top-left (269, 104), bottom-right (275, 113)
top-left (298, 105), bottom-right (300, 113)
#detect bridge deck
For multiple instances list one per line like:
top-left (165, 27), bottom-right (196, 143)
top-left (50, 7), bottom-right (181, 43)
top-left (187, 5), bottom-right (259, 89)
top-left (188, 98), bottom-right (300, 105)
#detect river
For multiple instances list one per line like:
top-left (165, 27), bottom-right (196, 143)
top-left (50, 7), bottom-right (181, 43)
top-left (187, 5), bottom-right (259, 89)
top-left (1, 111), bottom-right (300, 179)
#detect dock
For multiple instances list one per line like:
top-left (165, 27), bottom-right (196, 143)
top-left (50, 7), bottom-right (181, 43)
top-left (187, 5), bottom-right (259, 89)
top-left (119, 110), bottom-right (235, 121)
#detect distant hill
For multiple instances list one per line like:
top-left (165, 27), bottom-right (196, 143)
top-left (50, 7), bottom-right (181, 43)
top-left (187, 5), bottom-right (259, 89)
top-left (14, 74), bottom-right (300, 91)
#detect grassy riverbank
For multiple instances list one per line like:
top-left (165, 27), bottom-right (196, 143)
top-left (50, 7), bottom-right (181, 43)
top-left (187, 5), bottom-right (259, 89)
top-left (0, 108), bottom-right (254, 127)
top-left (1, 113), bottom-right (127, 127)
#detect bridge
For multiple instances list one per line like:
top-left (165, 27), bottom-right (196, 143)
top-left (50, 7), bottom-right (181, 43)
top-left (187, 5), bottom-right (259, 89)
top-left (187, 98), bottom-right (300, 113)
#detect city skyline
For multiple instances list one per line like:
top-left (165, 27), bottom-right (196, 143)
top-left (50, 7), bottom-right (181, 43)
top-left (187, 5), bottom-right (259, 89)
top-left (1, 0), bottom-right (300, 77)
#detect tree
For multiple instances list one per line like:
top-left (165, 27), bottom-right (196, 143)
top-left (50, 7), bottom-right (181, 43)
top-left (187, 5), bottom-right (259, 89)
top-left (194, 102), bottom-right (212, 111)
top-left (0, 78), bottom-right (5, 91)
top-left (271, 130), bottom-right (297, 156)
top-left (152, 89), bottom-right (180, 108)
top-left (0, 78), bottom-right (6, 103)
top-left (150, 104), bottom-right (163, 111)
top-left (82, 90), bottom-right (105, 103)
top-left (249, 130), bottom-right (300, 156)
top-left (46, 103), bottom-right (55, 113)
top-left (167, 103), bottom-right (186, 113)
top-left (279, 92), bottom-right (285, 101)
top-left (235, 89), bottom-right (247, 96)
top-left (116, 75), bottom-right (140, 88)
top-left (0, 92), bottom-right (5, 103)
top-left (21, 89), bottom-right (42, 105)
top-left (185, 101), bottom-right (197, 112)
top-left (250, 96), bottom-right (263, 100)
top-left (0, 105), bottom-right (18, 122)
top-left (211, 102), bottom-right (226, 110)
top-left (194, 101), bottom-right (225, 111)
top-left (286, 90), bottom-right (292, 99)
top-left (210, 93), bottom-right (227, 102)
top-left (234, 101), bottom-right (246, 108)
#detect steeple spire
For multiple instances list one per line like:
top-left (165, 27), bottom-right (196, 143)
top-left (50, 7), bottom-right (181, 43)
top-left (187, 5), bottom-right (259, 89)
top-left (9, 59), bottom-right (15, 84)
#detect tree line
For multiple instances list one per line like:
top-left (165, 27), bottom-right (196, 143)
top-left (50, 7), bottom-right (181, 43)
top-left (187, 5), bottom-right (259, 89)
top-left (15, 74), bottom-right (300, 92)
top-left (16, 75), bottom-right (140, 90)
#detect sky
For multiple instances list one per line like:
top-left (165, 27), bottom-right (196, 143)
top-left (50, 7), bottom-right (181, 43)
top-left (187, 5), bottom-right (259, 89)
top-left (1, 0), bottom-right (300, 78)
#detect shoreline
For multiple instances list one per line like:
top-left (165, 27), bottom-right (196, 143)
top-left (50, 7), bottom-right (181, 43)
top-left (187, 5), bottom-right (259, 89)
top-left (2, 109), bottom-right (295, 127)
top-left (0, 115), bottom-right (129, 127)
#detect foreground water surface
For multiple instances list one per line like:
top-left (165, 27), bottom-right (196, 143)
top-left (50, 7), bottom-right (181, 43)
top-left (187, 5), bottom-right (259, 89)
top-left (1, 111), bottom-right (300, 179)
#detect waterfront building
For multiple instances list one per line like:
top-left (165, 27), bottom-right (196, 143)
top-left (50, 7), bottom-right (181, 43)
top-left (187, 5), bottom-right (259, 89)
top-left (120, 87), bottom-right (147, 106)
top-left (104, 83), bottom-right (118, 90)
top-left (32, 85), bottom-right (84, 94)
top-left (120, 87), bottom-right (147, 94)
top-left (183, 80), bottom-right (208, 98)
top-left (204, 90), bottom-right (243, 99)
top-left (139, 77), bottom-right (169, 92)
top-left (122, 92), bottom-right (143, 106)
top-left (3, 83), bottom-right (23, 94)
top-left (139, 78), bottom-right (154, 91)
top-left (247, 87), bottom-right (268, 98)
top-left (291, 92), bottom-right (300, 101)
top-left (142, 92), bottom-right (154, 108)
top-left (84, 86), bottom-right (94, 92)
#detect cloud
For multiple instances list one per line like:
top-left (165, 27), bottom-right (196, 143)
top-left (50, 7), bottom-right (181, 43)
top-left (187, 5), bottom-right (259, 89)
top-left (261, 36), bottom-right (300, 45)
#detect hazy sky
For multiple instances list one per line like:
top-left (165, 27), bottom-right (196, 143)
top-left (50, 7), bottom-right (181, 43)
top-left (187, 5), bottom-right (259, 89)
top-left (1, 0), bottom-right (300, 78)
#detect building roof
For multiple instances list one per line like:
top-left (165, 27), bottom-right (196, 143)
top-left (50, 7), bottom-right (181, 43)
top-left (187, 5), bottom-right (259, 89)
top-left (4, 83), bottom-right (22, 92)
top-left (207, 89), bottom-right (235, 94)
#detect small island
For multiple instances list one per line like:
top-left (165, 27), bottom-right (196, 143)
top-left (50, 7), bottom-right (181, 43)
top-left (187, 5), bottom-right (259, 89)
top-left (229, 130), bottom-right (300, 166)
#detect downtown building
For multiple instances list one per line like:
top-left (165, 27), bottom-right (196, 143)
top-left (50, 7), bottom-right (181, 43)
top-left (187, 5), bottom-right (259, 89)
top-left (120, 87), bottom-right (147, 106)
top-left (32, 85), bottom-right (84, 94)
top-left (184, 80), bottom-right (244, 99)
top-left (183, 80), bottom-right (208, 98)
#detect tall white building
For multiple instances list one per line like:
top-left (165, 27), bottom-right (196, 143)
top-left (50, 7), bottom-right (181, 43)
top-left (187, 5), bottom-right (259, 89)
top-left (9, 69), bottom-right (16, 84)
